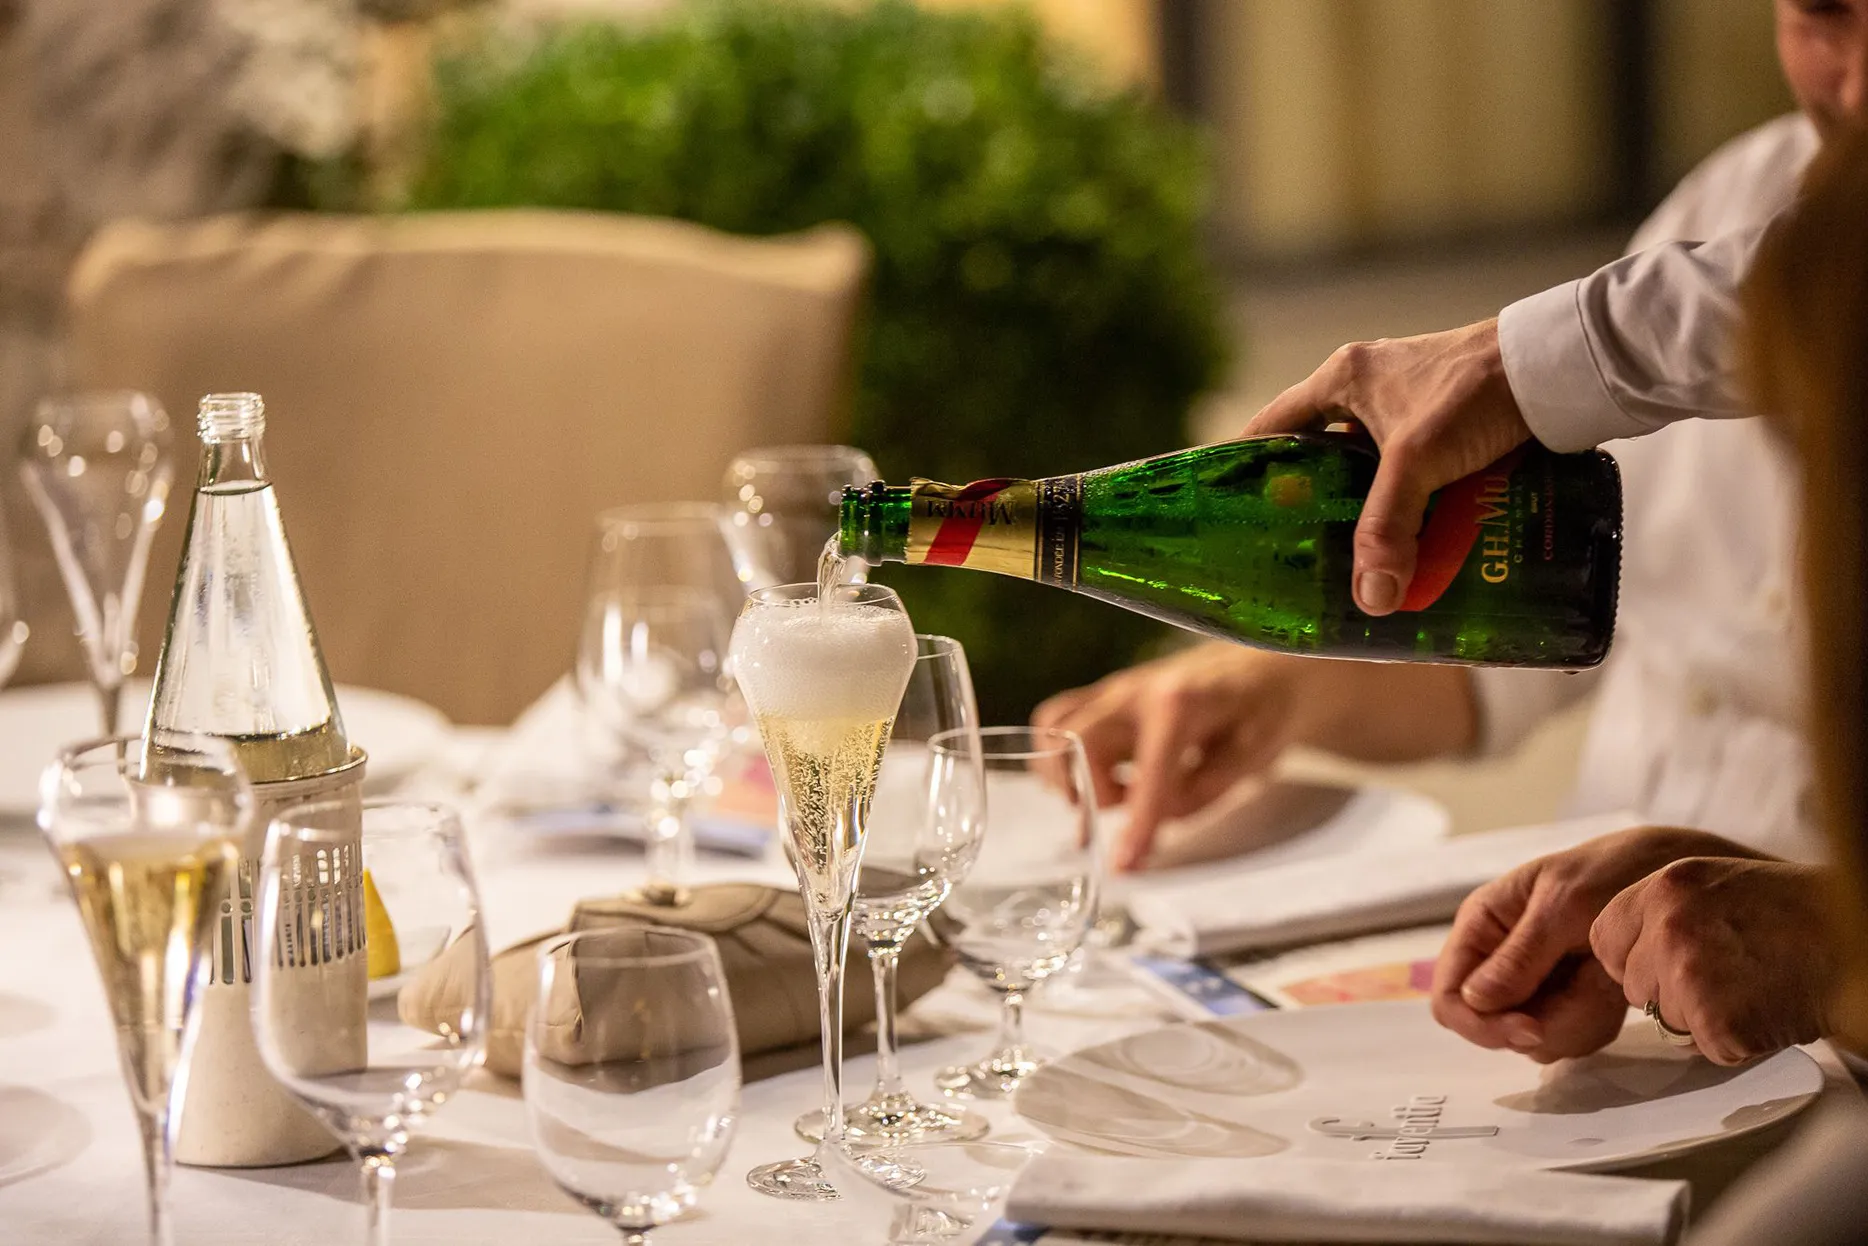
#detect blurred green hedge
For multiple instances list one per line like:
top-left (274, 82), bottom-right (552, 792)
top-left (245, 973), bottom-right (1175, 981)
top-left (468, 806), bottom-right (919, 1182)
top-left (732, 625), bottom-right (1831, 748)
top-left (395, 0), bottom-right (1228, 719)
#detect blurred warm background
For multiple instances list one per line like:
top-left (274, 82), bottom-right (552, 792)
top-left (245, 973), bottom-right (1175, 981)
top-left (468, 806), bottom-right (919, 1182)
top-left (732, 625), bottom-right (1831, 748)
top-left (0, 0), bottom-right (1793, 825)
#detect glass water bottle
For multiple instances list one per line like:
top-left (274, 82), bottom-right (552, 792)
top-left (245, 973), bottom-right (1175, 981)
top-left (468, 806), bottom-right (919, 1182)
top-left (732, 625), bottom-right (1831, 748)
top-left (146, 392), bottom-right (366, 1169)
top-left (145, 392), bottom-right (349, 778)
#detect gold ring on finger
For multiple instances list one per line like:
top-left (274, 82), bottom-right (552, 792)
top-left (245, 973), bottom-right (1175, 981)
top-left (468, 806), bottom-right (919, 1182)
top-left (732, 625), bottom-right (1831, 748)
top-left (1645, 999), bottom-right (1695, 1047)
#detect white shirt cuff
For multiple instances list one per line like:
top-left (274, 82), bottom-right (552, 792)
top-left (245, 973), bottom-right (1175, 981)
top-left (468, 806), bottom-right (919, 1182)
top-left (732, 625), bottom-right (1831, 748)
top-left (1498, 281), bottom-right (1655, 452)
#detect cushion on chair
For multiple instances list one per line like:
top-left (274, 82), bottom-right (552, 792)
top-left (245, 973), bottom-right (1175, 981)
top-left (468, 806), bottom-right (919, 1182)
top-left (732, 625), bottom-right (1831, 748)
top-left (53, 209), bottom-right (868, 723)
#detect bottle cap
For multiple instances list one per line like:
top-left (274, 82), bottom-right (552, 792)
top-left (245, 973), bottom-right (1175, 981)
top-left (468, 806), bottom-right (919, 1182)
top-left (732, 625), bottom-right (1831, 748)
top-left (197, 393), bottom-right (265, 443)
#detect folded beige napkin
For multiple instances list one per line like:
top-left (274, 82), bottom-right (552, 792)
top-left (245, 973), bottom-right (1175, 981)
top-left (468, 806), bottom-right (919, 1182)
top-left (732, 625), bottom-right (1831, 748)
top-left (1127, 812), bottom-right (1638, 958)
top-left (399, 883), bottom-right (951, 1076)
top-left (1006, 1153), bottom-right (1688, 1245)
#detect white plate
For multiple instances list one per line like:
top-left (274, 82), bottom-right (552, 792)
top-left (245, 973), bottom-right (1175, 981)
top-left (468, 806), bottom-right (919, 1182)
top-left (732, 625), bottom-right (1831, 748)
top-left (0, 681), bottom-right (452, 813)
top-left (1106, 782), bottom-right (1450, 903)
top-left (1014, 999), bottom-right (1822, 1172)
top-left (0, 1085), bottom-right (91, 1189)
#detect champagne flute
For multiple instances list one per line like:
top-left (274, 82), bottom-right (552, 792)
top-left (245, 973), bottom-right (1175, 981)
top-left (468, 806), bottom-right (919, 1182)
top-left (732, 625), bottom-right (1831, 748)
top-left (730, 581), bottom-right (917, 1200)
top-left (524, 927), bottom-right (741, 1244)
top-left (576, 504), bottom-right (742, 903)
top-left (252, 800), bottom-right (490, 1246)
top-left (19, 391), bottom-right (174, 733)
top-left (39, 733), bottom-right (252, 1246)
top-left (932, 726), bottom-right (1101, 1100)
top-left (794, 634), bottom-right (988, 1146)
top-left (722, 445), bottom-right (879, 589)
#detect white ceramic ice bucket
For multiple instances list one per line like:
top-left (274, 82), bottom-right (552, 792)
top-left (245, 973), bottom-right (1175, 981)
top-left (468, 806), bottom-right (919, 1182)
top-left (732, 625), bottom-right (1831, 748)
top-left (175, 748), bottom-right (367, 1168)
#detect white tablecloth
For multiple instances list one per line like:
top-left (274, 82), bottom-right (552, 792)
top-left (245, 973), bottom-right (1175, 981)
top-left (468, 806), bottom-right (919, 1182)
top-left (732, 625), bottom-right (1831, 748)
top-left (0, 775), bottom-right (1173, 1246)
top-left (1, 730), bottom-right (1858, 1246)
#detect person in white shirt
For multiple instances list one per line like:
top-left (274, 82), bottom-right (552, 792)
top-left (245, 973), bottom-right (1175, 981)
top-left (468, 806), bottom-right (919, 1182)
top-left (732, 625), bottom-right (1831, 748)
top-left (1036, 0), bottom-right (1866, 1066)
top-left (1683, 126), bottom-right (1868, 1245)
top-left (1036, 113), bottom-right (1822, 870)
top-left (1245, 1), bottom-right (1864, 612)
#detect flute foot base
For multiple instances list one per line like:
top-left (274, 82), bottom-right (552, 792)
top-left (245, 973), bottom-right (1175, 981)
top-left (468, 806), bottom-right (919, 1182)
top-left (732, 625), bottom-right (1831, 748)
top-left (746, 1156), bottom-right (839, 1201)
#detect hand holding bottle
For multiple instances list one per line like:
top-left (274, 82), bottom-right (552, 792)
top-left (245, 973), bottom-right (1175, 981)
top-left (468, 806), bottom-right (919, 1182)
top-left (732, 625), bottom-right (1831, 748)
top-left (1243, 318), bottom-right (1535, 616)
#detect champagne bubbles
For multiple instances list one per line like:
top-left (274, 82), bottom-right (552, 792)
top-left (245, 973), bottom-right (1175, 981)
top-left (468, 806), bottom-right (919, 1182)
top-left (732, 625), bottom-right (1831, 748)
top-left (730, 599), bottom-right (916, 724)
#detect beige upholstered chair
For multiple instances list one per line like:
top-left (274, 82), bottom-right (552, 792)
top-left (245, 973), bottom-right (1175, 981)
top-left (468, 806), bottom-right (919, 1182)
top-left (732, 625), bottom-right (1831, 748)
top-left (51, 210), bottom-right (869, 723)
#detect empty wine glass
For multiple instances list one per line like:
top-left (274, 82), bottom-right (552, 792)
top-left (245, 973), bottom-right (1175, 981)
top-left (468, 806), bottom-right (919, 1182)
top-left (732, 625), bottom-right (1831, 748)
top-left (824, 1140), bottom-right (1042, 1245)
top-left (794, 634), bottom-right (988, 1146)
top-left (252, 800), bottom-right (489, 1246)
top-left (722, 445), bottom-right (878, 589)
top-left (19, 391), bottom-right (174, 733)
top-left (524, 927), bottom-right (740, 1244)
top-left (576, 504), bottom-right (741, 903)
top-left (40, 733), bottom-right (251, 1246)
top-left (932, 727), bottom-right (1101, 1100)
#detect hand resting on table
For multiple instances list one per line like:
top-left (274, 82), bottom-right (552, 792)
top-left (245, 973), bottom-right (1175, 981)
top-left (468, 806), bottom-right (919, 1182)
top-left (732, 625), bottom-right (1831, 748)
top-left (1432, 825), bottom-right (1837, 1066)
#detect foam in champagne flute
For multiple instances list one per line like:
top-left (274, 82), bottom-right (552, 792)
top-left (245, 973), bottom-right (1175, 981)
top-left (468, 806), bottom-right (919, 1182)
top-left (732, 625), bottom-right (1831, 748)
top-left (731, 599), bottom-right (916, 723)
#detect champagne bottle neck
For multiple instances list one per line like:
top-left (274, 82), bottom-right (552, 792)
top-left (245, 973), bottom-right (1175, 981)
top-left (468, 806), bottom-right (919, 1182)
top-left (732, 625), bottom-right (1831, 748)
top-left (841, 476), bottom-right (1073, 583)
top-left (839, 483), bottom-right (914, 564)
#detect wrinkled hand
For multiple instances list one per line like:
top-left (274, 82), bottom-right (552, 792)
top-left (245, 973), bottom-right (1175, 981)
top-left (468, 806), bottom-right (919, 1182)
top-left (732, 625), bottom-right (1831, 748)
top-left (1591, 857), bottom-right (1836, 1065)
top-left (1431, 827), bottom-right (1765, 1063)
top-left (1244, 319), bottom-right (1532, 616)
top-left (1031, 644), bottom-right (1310, 872)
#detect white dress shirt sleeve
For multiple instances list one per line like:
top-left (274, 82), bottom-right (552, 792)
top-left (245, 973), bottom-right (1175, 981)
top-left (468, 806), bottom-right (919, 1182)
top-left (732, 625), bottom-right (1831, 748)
top-left (1496, 225), bottom-right (1772, 453)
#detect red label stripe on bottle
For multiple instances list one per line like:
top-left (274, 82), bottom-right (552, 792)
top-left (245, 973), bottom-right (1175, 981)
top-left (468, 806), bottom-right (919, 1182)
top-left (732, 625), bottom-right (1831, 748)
top-left (924, 479), bottom-right (1019, 566)
top-left (1398, 448), bottom-right (1524, 612)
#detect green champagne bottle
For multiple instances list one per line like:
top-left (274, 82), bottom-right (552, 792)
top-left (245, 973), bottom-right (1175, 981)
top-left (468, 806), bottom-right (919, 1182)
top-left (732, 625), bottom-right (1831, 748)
top-left (838, 433), bottom-right (1621, 668)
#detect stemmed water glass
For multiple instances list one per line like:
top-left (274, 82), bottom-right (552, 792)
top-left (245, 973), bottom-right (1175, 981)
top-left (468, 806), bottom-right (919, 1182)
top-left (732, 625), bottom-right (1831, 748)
top-left (39, 733), bottom-right (252, 1246)
top-left (251, 800), bottom-right (490, 1246)
top-left (524, 927), bottom-right (741, 1244)
top-left (19, 391), bottom-right (175, 733)
top-left (576, 504), bottom-right (741, 903)
top-left (730, 581), bottom-right (917, 1200)
top-left (932, 726), bottom-right (1101, 1100)
top-left (722, 445), bottom-right (879, 589)
top-left (794, 634), bottom-right (988, 1146)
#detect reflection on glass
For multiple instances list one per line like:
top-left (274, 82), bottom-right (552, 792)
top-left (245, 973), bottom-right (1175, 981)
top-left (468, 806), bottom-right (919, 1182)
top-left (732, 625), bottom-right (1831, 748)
top-left (576, 504), bottom-right (742, 903)
top-left (20, 391), bottom-right (173, 733)
top-left (722, 445), bottom-right (878, 590)
top-left (932, 726), bottom-right (1101, 1100)
top-left (824, 1140), bottom-right (1041, 1245)
top-left (525, 927), bottom-right (740, 1244)
top-left (252, 800), bottom-right (488, 1246)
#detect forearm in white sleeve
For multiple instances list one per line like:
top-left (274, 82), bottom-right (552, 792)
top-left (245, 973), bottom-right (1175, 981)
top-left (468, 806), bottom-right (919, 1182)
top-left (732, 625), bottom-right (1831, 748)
top-left (1466, 665), bottom-right (1600, 759)
top-left (1496, 224), bottom-right (1771, 453)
